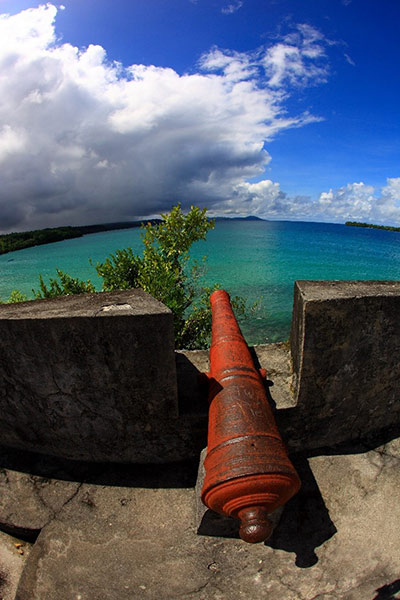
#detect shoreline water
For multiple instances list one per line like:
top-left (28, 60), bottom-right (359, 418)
top-left (1, 219), bottom-right (400, 344)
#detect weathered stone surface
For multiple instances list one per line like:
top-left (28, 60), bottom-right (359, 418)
top-left (0, 531), bottom-right (31, 600)
top-left (0, 289), bottom-right (203, 463)
top-left (16, 486), bottom-right (212, 600)
top-left (12, 436), bottom-right (400, 600)
top-left (0, 445), bottom-right (200, 536)
top-left (2, 281), bottom-right (400, 598)
top-left (252, 342), bottom-right (295, 409)
top-left (0, 466), bottom-right (80, 538)
top-left (307, 438), bottom-right (400, 594)
top-left (178, 342), bottom-right (294, 413)
top-left (288, 281), bottom-right (400, 449)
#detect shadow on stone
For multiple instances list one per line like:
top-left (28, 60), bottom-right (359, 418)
top-left (0, 522), bottom-right (40, 544)
top-left (266, 454), bottom-right (337, 568)
top-left (372, 578), bottom-right (400, 600)
top-left (306, 422), bottom-right (400, 458)
top-left (264, 378), bottom-right (278, 411)
top-left (175, 352), bottom-right (209, 416)
top-left (0, 445), bottom-right (199, 489)
top-left (250, 346), bottom-right (279, 413)
top-left (0, 570), bottom-right (8, 597)
top-left (197, 505), bottom-right (284, 541)
top-left (197, 509), bottom-right (241, 539)
top-left (248, 346), bottom-right (262, 369)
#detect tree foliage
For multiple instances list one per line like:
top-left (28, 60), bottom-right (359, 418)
top-left (33, 270), bottom-right (96, 298)
top-left (19, 204), bottom-right (251, 348)
top-left (345, 221), bottom-right (400, 232)
top-left (0, 221), bottom-right (148, 256)
top-left (0, 290), bottom-right (28, 304)
top-left (94, 204), bottom-right (218, 347)
top-left (31, 205), bottom-right (217, 347)
top-left (0, 227), bottom-right (82, 255)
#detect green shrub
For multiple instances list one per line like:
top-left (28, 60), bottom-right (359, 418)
top-left (22, 204), bottom-right (251, 348)
top-left (0, 290), bottom-right (28, 304)
top-left (33, 269), bottom-right (96, 298)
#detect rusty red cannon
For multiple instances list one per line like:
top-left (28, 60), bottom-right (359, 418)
top-left (201, 289), bottom-right (300, 543)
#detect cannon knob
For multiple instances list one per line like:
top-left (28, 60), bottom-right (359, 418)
top-left (238, 506), bottom-right (273, 543)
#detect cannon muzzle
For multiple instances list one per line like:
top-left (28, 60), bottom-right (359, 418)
top-left (201, 289), bottom-right (300, 543)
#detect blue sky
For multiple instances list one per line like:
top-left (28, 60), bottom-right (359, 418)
top-left (0, 0), bottom-right (399, 231)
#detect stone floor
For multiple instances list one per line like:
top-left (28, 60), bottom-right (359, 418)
top-left (0, 434), bottom-right (399, 600)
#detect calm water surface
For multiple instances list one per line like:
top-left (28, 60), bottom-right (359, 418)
top-left (1, 220), bottom-right (400, 344)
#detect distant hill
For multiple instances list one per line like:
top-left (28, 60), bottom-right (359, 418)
top-left (345, 221), bottom-right (400, 233)
top-left (214, 215), bottom-right (266, 221)
top-left (0, 215), bottom-right (267, 256)
top-left (0, 220), bottom-right (159, 256)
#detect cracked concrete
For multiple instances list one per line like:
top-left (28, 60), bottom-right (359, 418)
top-left (0, 467), bottom-right (82, 538)
top-left (0, 435), bottom-right (397, 599)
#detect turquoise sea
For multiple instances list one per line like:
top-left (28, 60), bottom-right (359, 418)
top-left (1, 220), bottom-right (400, 344)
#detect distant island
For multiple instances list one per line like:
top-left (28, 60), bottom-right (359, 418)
top-left (214, 215), bottom-right (265, 222)
top-left (345, 221), bottom-right (400, 232)
top-left (0, 216), bottom-right (265, 256)
top-left (0, 221), bottom-right (155, 256)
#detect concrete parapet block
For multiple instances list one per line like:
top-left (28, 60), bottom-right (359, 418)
top-left (288, 281), bottom-right (400, 449)
top-left (0, 290), bottom-right (200, 462)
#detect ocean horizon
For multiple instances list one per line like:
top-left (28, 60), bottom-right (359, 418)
top-left (1, 219), bottom-right (400, 345)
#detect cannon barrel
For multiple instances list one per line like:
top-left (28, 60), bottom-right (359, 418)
top-left (201, 289), bottom-right (300, 543)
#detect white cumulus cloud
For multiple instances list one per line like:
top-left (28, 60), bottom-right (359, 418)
top-left (376, 178), bottom-right (400, 222)
top-left (317, 182), bottom-right (375, 222)
top-left (212, 179), bottom-right (400, 225)
top-left (298, 180), bottom-right (400, 225)
top-left (0, 5), bottom-right (333, 232)
top-left (211, 180), bottom-right (284, 216)
top-left (263, 24), bottom-right (329, 88)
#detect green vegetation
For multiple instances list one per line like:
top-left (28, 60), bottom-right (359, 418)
top-left (0, 290), bottom-right (28, 304)
top-left (33, 271), bottom-right (96, 299)
top-left (0, 226), bottom-right (82, 255)
top-left (14, 204), bottom-right (251, 349)
top-left (345, 221), bottom-right (400, 232)
top-left (0, 221), bottom-right (150, 256)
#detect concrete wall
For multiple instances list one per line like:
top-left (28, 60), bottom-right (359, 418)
top-left (286, 280), bottom-right (400, 449)
top-left (0, 290), bottom-right (205, 463)
top-left (0, 282), bottom-right (399, 462)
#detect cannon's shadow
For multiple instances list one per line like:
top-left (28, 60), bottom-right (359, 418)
top-left (251, 357), bottom-right (336, 566)
top-left (266, 453), bottom-right (336, 568)
top-left (372, 579), bottom-right (400, 600)
top-left (263, 370), bottom-right (336, 567)
top-left (197, 451), bottom-right (336, 569)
